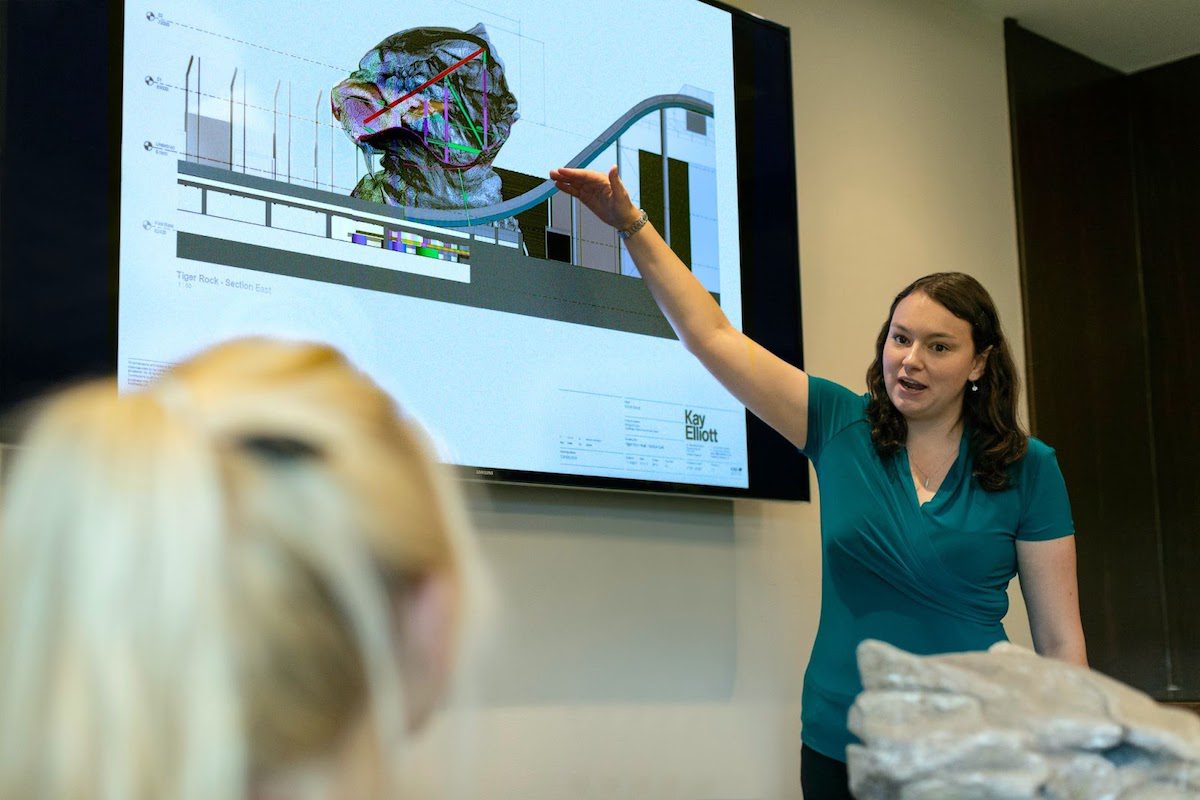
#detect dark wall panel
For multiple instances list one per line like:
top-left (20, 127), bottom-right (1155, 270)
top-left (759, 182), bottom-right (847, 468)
top-left (1130, 54), bottom-right (1200, 699)
top-left (667, 157), bottom-right (691, 268)
top-left (0, 0), bottom-right (118, 416)
top-left (1005, 22), bottom-right (1170, 692)
top-left (496, 166), bottom-right (549, 261)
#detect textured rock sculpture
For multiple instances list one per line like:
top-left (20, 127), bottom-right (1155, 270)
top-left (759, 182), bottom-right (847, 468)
top-left (849, 639), bottom-right (1200, 799)
top-left (332, 24), bottom-right (518, 212)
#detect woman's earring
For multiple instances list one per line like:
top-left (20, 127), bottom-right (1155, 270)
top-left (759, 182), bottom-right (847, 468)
top-left (971, 381), bottom-right (979, 392)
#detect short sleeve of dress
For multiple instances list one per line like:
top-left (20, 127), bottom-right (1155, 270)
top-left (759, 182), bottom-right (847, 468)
top-left (802, 376), bottom-right (867, 466)
top-left (1017, 439), bottom-right (1076, 542)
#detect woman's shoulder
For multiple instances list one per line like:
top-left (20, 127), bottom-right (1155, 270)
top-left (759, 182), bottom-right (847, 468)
top-left (1007, 435), bottom-right (1062, 486)
top-left (802, 375), bottom-right (870, 457)
top-left (808, 375), bottom-right (870, 407)
top-left (1023, 436), bottom-right (1058, 462)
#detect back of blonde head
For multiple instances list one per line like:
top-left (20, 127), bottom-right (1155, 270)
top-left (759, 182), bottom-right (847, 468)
top-left (0, 339), bottom-right (474, 800)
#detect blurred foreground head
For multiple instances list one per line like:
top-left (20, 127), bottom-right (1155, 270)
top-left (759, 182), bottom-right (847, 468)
top-left (0, 339), bottom-right (480, 800)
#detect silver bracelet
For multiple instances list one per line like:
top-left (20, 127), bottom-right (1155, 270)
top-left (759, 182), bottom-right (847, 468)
top-left (617, 208), bottom-right (649, 240)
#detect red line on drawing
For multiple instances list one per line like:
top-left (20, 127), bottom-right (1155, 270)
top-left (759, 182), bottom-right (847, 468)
top-left (363, 46), bottom-right (484, 124)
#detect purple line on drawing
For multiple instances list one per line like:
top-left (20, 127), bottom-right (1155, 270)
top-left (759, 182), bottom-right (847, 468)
top-left (423, 97), bottom-right (430, 144)
top-left (443, 79), bottom-right (450, 162)
top-left (482, 63), bottom-right (488, 147)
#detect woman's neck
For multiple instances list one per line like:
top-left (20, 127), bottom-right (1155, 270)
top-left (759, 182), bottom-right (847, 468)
top-left (905, 412), bottom-right (963, 447)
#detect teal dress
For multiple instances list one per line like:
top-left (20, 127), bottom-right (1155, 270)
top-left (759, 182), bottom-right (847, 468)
top-left (800, 376), bottom-right (1075, 760)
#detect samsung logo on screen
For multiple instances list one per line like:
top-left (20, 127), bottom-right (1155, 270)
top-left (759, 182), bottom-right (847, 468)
top-left (474, 469), bottom-right (496, 477)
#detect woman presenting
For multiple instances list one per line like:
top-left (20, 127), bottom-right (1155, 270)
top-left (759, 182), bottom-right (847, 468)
top-left (550, 166), bottom-right (1087, 799)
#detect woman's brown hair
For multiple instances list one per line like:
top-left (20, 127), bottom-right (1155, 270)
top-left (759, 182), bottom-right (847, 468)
top-left (865, 272), bottom-right (1027, 491)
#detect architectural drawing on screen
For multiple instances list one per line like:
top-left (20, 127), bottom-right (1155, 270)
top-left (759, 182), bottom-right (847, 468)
top-left (168, 5), bottom-right (726, 324)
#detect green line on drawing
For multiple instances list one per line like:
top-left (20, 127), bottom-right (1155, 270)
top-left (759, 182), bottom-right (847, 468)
top-left (427, 138), bottom-right (481, 155)
top-left (456, 171), bottom-right (473, 226)
top-left (447, 82), bottom-right (485, 149)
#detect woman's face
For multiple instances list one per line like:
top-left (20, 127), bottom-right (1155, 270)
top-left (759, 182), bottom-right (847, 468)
top-left (882, 291), bottom-right (987, 425)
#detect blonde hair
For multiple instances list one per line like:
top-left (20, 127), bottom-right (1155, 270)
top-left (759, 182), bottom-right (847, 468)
top-left (0, 338), bottom-right (476, 800)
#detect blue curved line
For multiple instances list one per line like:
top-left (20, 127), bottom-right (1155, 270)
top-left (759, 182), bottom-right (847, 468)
top-left (401, 93), bottom-right (714, 227)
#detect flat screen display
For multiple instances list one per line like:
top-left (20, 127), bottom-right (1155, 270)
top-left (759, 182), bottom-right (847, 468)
top-left (0, 0), bottom-right (807, 499)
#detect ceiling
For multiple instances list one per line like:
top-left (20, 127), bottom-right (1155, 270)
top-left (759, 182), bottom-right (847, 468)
top-left (963, 0), bottom-right (1200, 73)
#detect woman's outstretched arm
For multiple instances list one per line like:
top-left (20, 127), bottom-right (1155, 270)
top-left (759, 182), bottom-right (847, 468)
top-left (550, 165), bottom-right (811, 449)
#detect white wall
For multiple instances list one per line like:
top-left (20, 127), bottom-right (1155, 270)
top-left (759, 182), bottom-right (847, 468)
top-left (394, 1), bottom-right (1034, 797)
top-left (401, 1), bottom-right (1032, 797)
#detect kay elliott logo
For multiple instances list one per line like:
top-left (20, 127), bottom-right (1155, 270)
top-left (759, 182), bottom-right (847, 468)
top-left (684, 409), bottom-right (719, 443)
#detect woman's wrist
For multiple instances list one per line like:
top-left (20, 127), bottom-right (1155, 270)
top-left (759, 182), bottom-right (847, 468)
top-left (617, 208), bottom-right (649, 240)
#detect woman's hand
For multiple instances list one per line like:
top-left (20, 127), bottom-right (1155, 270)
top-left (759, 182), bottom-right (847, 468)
top-left (549, 165), bottom-right (642, 230)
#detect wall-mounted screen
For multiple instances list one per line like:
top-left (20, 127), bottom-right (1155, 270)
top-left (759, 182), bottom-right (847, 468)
top-left (0, 0), bottom-right (807, 499)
